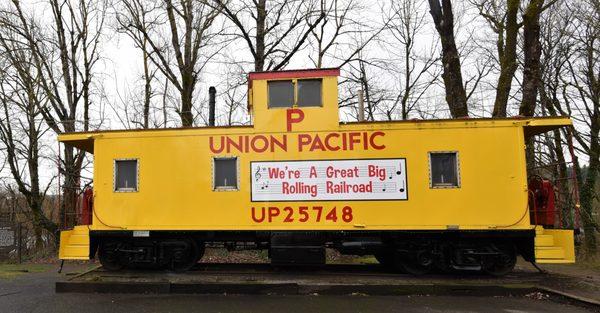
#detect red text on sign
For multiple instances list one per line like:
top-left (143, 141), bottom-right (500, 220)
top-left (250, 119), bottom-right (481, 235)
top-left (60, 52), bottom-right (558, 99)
top-left (251, 205), bottom-right (353, 223)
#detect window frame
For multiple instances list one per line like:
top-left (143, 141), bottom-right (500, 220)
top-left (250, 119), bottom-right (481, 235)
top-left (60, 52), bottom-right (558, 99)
top-left (296, 78), bottom-right (323, 107)
top-left (267, 79), bottom-right (295, 109)
top-left (212, 156), bottom-right (240, 191)
top-left (114, 158), bottom-right (139, 192)
top-left (266, 78), bottom-right (323, 109)
top-left (428, 151), bottom-right (461, 189)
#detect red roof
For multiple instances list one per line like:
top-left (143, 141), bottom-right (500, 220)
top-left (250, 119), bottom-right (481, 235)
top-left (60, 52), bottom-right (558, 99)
top-left (248, 68), bottom-right (340, 81)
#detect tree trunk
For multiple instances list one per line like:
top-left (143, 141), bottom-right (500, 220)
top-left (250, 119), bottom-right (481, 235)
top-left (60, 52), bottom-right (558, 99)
top-left (492, 0), bottom-right (520, 117)
top-left (402, 35), bottom-right (410, 120)
top-left (180, 83), bottom-right (194, 127)
top-left (427, 0), bottom-right (469, 118)
top-left (143, 38), bottom-right (151, 129)
top-left (255, 0), bottom-right (266, 72)
top-left (580, 138), bottom-right (599, 254)
top-left (61, 145), bottom-right (80, 229)
top-left (359, 61), bottom-right (374, 121)
top-left (520, 0), bottom-right (544, 116)
top-left (520, 0), bottom-right (545, 171)
top-left (580, 100), bottom-right (599, 253)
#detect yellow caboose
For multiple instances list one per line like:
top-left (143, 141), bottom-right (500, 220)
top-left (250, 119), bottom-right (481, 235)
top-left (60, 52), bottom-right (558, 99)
top-left (58, 68), bottom-right (575, 275)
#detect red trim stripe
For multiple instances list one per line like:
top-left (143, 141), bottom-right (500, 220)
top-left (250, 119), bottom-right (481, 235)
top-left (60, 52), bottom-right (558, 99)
top-left (248, 68), bottom-right (340, 81)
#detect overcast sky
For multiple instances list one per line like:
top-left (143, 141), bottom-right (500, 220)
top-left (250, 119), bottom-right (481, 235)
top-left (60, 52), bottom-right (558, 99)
top-left (1, 0), bottom-right (591, 191)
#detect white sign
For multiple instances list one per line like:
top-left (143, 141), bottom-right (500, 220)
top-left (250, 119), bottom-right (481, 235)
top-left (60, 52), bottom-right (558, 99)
top-left (132, 231), bottom-right (150, 237)
top-left (251, 158), bottom-right (407, 201)
top-left (0, 226), bottom-right (15, 248)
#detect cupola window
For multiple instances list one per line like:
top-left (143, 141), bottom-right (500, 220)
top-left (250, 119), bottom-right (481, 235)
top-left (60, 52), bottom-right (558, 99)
top-left (267, 79), bottom-right (322, 108)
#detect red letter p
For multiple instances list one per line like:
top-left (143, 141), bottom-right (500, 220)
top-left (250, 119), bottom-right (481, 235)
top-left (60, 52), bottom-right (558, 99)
top-left (286, 108), bottom-right (304, 132)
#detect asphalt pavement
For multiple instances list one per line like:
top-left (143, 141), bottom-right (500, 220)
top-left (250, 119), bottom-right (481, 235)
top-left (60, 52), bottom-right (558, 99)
top-left (0, 263), bottom-right (595, 313)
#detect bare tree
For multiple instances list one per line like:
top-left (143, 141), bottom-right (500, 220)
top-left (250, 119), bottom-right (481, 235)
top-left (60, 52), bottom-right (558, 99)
top-left (216, 0), bottom-right (325, 72)
top-left (115, 0), bottom-right (222, 127)
top-left (537, 2), bottom-right (577, 227)
top-left (1, 0), bottom-right (106, 229)
top-left (108, 44), bottom-right (163, 130)
top-left (427, 0), bottom-right (469, 117)
top-left (539, 0), bottom-right (600, 253)
top-left (220, 79), bottom-right (248, 126)
top-left (383, 0), bottom-right (439, 120)
top-left (519, 0), bottom-right (556, 116)
top-left (309, 0), bottom-right (387, 69)
top-left (0, 25), bottom-right (57, 246)
top-left (471, 0), bottom-right (520, 117)
top-left (565, 0), bottom-right (600, 253)
top-left (309, 0), bottom-right (358, 68)
top-left (338, 53), bottom-right (389, 121)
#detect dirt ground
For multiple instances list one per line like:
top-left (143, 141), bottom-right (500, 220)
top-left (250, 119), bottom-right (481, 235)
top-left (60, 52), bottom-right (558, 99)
top-left (199, 248), bottom-right (371, 264)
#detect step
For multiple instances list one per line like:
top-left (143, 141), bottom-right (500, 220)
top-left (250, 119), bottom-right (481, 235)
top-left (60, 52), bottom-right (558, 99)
top-left (534, 234), bottom-right (554, 247)
top-left (59, 228), bottom-right (90, 260)
top-left (61, 244), bottom-right (89, 259)
top-left (533, 228), bottom-right (575, 264)
top-left (535, 246), bottom-right (565, 260)
top-left (535, 258), bottom-right (574, 264)
top-left (67, 234), bottom-right (90, 245)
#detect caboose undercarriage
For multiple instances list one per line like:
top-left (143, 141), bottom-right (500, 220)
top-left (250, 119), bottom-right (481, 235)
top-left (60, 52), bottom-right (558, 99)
top-left (92, 230), bottom-right (533, 276)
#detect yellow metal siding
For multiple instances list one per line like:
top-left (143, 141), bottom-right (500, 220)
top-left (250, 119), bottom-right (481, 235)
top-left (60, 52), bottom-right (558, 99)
top-left (89, 123), bottom-right (530, 231)
top-left (252, 76), bottom-right (340, 132)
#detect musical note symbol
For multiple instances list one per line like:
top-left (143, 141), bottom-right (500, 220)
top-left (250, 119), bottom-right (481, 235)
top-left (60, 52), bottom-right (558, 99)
top-left (260, 181), bottom-right (269, 190)
top-left (399, 180), bottom-right (405, 192)
top-left (397, 163), bottom-right (402, 175)
top-left (382, 183), bottom-right (387, 192)
top-left (255, 166), bottom-right (261, 182)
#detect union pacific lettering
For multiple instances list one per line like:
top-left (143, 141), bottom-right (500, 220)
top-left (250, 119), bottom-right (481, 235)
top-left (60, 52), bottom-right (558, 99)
top-left (209, 131), bottom-right (386, 153)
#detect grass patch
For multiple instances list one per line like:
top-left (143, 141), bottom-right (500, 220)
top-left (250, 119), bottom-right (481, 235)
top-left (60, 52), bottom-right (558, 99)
top-left (346, 255), bottom-right (378, 264)
top-left (0, 263), bottom-right (52, 280)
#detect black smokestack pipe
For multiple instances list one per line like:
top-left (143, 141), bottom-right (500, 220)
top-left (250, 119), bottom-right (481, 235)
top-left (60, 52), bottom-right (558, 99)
top-left (208, 86), bottom-right (216, 126)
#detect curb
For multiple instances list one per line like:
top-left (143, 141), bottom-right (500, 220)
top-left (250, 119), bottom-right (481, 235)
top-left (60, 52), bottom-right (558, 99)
top-left (537, 286), bottom-right (600, 311)
top-left (55, 281), bottom-right (538, 297)
top-left (55, 281), bottom-right (170, 294)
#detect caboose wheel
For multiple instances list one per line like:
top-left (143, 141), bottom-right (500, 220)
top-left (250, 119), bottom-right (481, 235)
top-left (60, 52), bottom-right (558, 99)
top-left (396, 250), bottom-right (433, 275)
top-left (168, 238), bottom-right (202, 272)
top-left (98, 241), bottom-right (125, 271)
top-left (482, 244), bottom-right (516, 276)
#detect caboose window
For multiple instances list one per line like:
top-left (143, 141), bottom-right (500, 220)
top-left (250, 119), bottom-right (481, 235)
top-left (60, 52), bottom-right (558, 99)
top-left (297, 79), bottom-right (322, 107)
top-left (213, 157), bottom-right (238, 190)
top-left (114, 159), bottom-right (138, 192)
top-left (268, 80), bottom-right (294, 108)
top-left (429, 152), bottom-right (460, 188)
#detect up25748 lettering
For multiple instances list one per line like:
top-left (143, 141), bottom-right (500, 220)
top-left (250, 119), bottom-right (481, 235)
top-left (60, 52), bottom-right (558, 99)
top-left (251, 205), bottom-right (353, 223)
